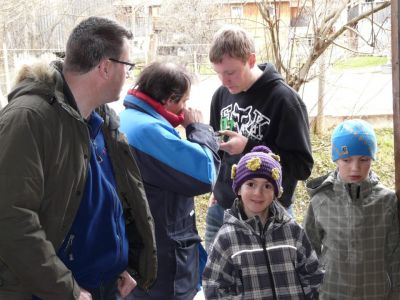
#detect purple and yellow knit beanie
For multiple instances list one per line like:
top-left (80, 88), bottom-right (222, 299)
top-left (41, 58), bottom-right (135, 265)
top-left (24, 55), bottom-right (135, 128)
top-left (231, 145), bottom-right (283, 198)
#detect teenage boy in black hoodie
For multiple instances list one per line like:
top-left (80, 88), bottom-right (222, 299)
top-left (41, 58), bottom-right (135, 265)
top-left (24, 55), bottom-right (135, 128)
top-left (204, 24), bottom-right (314, 252)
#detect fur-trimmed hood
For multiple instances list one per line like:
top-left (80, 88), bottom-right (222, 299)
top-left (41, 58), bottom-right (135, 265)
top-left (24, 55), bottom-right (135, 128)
top-left (5, 59), bottom-right (85, 123)
top-left (6, 59), bottom-right (120, 129)
top-left (8, 59), bottom-right (64, 105)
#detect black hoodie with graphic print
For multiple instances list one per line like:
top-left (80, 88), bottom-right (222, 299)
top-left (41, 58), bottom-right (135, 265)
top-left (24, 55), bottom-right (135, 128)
top-left (210, 63), bottom-right (313, 208)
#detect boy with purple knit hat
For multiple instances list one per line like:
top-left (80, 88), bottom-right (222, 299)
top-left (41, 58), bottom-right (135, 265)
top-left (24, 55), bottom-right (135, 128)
top-left (203, 145), bottom-right (323, 299)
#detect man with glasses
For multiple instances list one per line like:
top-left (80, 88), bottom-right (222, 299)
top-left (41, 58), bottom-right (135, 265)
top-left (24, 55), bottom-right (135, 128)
top-left (109, 58), bottom-right (135, 72)
top-left (0, 17), bottom-right (156, 300)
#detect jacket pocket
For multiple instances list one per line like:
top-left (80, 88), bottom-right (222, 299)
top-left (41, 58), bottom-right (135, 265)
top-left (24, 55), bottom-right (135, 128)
top-left (173, 235), bottom-right (201, 295)
top-left (0, 257), bottom-right (20, 287)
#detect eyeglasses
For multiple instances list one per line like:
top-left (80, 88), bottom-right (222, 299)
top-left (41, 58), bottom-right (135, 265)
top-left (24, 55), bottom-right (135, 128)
top-left (109, 58), bottom-right (135, 72)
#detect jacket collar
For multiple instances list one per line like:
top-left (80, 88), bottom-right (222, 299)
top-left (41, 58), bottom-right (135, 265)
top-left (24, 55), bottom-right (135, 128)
top-left (226, 198), bottom-right (291, 234)
top-left (87, 112), bottom-right (104, 140)
top-left (307, 170), bottom-right (378, 202)
top-left (126, 89), bottom-right (184, 127)
top-left (123, 93), bottom-right (180, 131)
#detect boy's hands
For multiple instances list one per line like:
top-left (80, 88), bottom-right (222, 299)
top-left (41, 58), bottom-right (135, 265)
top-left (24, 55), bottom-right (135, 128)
top-left (182, 108), bottom-right (203, 128)
top-left (79, 287), bottom-right (92, 300)
top-left (208, 193), bottom-right (217, 207)
top-left (78, 271), bottom-right (136, 300)
top-left (118, 270), bottom-right (137, 298)
top-left (218, 130), bottom-right (248, 155)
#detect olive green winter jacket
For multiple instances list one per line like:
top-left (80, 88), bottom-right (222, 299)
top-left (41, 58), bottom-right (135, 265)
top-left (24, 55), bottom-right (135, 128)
top-left (0, 61), bottom-right (157, 299)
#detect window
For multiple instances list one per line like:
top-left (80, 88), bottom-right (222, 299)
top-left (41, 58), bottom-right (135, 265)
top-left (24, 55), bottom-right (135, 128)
top-left (267, 5), bottom-right (276, 17)
top-left (231, 6), bottom-right (243, 18)
top-left (290, 7), bottom-right (311, 27)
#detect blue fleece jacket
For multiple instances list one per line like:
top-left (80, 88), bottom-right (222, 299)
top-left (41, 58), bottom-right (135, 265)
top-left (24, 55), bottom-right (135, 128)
top-left (57, 112), bottom-right (128, 289)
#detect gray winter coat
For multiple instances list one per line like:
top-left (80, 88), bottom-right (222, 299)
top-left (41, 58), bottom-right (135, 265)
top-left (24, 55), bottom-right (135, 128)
top-left (303, 171), bottom-right (400, 299)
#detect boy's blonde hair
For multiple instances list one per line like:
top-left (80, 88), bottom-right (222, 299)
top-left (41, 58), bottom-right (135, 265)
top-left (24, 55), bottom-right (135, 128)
top-left (209, 25), bottom-right (255, 64)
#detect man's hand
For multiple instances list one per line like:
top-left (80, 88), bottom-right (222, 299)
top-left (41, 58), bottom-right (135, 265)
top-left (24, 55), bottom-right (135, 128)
top-left (117, 270), bottom-right (137, 298)
top-left (218, 130), bottom-right (248, 155)
top-left (182, 108), bottom-right (203, 128)
top-left (208, 193), bottom-right (217, 207)
top-left (79, 287), bottom-right (92, 300)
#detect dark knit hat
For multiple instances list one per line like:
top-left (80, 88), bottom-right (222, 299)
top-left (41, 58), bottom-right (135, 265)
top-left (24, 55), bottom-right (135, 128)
top-left (331, 119), bottom-right (377, 161)
top-left (232, 145), bottom-right (283, 197)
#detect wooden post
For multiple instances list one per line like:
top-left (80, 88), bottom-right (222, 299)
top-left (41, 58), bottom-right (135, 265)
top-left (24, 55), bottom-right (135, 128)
top-left (315, 53), bottom-right (326, 135)
top-left (392, 0), bottom-right (400, 199)
top-left (147, 33), bottom-right (157, 64)
top-left (2, 42), bottom-right (10, 105)
top-left (0, 86), bottom-right (4, 110)
top-left (193, 50), bottom-right (199, 76)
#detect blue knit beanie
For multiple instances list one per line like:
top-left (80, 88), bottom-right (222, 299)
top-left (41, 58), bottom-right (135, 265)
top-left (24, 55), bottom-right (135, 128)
top-left (331, 119), bottom-right (377, 161)
top-left (231, 145), bottom-right (283, 197)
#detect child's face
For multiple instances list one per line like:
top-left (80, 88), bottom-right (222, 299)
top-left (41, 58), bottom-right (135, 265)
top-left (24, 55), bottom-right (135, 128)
top-left (212, 54), bottom-right (255, 94)
top-left (336, 155), bottom-right (372, 183)
top-left (238, 177), bottom-right (275, 220)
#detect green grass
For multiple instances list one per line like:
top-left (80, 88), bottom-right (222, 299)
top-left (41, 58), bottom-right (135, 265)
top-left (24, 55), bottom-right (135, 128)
top-left (334, 56), bottom-right (388, 70)
top-left (197, 64), bottom-right (215, 75)
top-left (195, 127), bottom-right (395, 238)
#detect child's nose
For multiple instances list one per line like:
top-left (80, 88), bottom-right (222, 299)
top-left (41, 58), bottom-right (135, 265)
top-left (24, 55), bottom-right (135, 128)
top-left (351, 161), bottom-right (361, 170)
top-left (253, 186), bottom-right (263, 195)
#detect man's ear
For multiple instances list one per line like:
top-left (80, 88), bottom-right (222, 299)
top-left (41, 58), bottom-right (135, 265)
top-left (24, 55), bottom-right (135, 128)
top-left (164, 95), bottom-right (176, 106)
top-left (160, 98), bottom-right (169, 106)
top-left (98, 59), bottom-right (110, 80)
top-left (248, 53), bottom-right (256, 68)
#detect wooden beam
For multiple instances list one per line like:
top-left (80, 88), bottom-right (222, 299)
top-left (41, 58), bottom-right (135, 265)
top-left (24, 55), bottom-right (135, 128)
top-left (392, 0), bottom-right (400, 199)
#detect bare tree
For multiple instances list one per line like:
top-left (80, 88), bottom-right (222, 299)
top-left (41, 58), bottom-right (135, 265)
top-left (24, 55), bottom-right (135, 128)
top-left (0, 0), bottom-right (116, 99)
top-left (257, 0), bottom-right (391, 91)
top-left (155, 0), bottom-right (222, 73)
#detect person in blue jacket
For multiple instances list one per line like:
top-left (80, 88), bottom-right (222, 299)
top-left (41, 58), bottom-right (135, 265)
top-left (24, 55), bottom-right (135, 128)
top-left (120, 61), bottom-right (220, 300)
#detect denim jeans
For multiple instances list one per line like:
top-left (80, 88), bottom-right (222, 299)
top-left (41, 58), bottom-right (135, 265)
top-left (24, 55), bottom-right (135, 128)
top-left (286, 204), bottom-right (295, 219)
top-left (204, 203), bottom-right (225, 253)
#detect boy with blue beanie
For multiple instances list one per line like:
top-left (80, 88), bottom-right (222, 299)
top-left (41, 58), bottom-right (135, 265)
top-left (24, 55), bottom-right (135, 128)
top-left (304, 119), bottom-right (400, 299)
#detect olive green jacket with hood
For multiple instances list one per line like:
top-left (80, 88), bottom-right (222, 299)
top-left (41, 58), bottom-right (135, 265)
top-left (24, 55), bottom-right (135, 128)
top-left (0, 60), bottom-right (157, 299)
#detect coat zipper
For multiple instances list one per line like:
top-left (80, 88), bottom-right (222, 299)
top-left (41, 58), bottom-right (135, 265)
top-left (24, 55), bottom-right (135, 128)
top-left (260, 224), bottom-right (278, 300)
top-left (64, 234), bottom-right (75, 261)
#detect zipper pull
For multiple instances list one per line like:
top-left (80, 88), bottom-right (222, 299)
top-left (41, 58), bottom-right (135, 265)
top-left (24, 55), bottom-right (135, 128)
top-left (65, 234), bottom-right (75, 261)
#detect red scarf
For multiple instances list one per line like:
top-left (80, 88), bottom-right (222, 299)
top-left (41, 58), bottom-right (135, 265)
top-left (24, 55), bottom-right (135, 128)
top-left (128, 89), bottom-right (184, 128)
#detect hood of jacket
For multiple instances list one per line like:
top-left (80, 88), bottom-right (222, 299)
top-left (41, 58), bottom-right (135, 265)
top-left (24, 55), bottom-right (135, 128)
top-left (7, 59), bottom-right (120, 129)
top-left (306, 170), bottom-right (380, 199)
top-left (8, 59), bottom-right (63, 103)
top-left (253, 63), bottom-right (285, 88)
top-left (6, 59), bottom-right (83, 122)
top-left (224, 198), bottom-right (292, 234)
